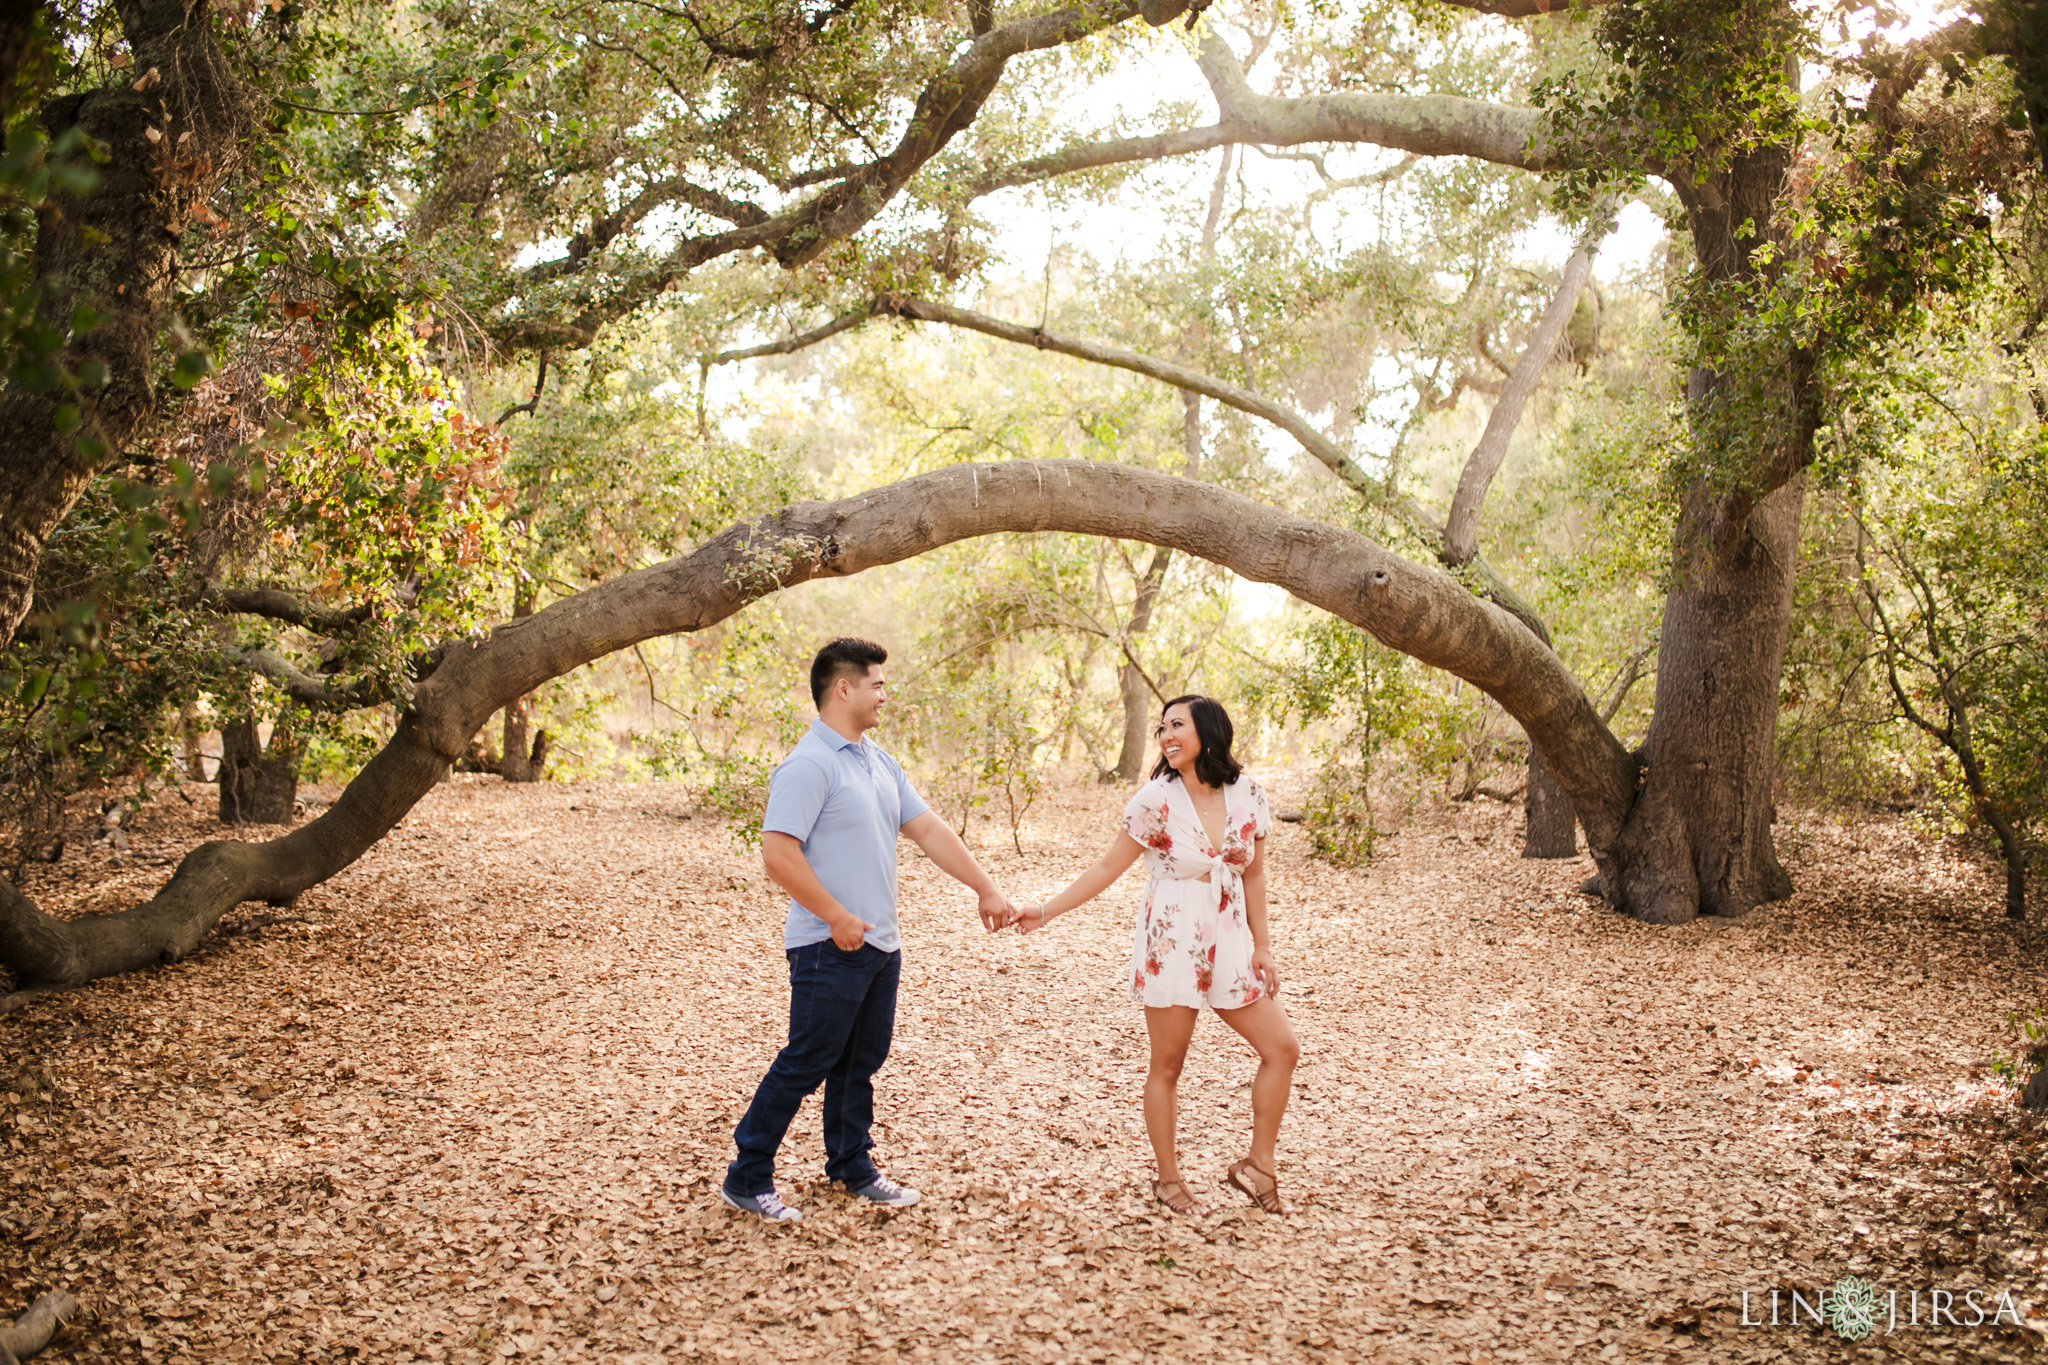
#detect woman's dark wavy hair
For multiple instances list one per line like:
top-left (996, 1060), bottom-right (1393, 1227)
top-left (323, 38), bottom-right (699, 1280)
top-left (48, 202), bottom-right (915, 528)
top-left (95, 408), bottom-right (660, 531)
top-left (1150, 694), bottom-right (1242, 788)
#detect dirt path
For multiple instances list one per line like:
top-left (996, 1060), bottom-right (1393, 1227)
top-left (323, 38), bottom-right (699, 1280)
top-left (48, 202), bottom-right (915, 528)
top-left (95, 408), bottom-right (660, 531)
top-left (4, 777), bottom-right (2047, 1363)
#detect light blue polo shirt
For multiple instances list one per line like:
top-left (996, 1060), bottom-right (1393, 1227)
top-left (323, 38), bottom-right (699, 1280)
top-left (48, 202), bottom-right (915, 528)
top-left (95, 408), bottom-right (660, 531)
top-left (762, 718), bottom-right (931, 953)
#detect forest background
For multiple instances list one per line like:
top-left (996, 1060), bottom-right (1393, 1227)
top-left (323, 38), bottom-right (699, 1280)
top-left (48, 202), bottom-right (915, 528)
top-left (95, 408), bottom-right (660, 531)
top-left (0, 0), bottom-right (2045, 995)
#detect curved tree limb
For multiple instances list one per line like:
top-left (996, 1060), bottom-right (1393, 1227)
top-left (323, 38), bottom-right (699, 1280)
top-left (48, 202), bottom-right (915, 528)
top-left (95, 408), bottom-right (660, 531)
top-left (201, 586), bottom-right (375, 635)
top-left (1444, 236), bottom-right (1598, 565)
top-left (880, 286), bottom-right (1588, 857)
top-left (696, 291), bottom-right (1561, 640)
top-left (1195, 32), bottom-right (1565, 172)
top-left (493, 352), bottom-right (550, 427)
top-left (234, 649), bottom-right (393, 711)
top-left (0, 461), bottom-right (1636, 995)
top-left (972, 123), bottom-right (1247, 196)
top-left (703, 308), bottom-right (873, 365)
top-left (884, 295), bottom-right (1383, 489)
top-left (1427, 0), bottom-right (1608, 14)
top-left (879, 294), bottom-right (1554, 635)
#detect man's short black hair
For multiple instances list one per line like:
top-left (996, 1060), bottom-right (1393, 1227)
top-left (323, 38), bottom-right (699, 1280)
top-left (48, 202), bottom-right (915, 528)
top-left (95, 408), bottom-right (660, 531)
top-left (810, 638), bottom-right (888, 707)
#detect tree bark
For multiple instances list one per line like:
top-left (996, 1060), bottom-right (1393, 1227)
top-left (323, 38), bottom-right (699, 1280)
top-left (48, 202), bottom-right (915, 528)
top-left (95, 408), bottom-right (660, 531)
top-left (1588, 61), bottom-right (1818, 921)
top-left (1113, 548), bottom-right (1171, 781)
top-left (499, 593), bottom-right (539, 782)
top-left (0, 0), bottom-right (252, 636)
top-left (218, 704), bottom-right (303, 825)
top-left (1195, 32), bottom-right (1564, 173)
top-left (0, 1), bottom-right (48, 124)
top-left (217, 715), bottom-right (259, 823)
top-left (0, 1288), bottom-right (77, 1364)
top-left (1602, 478), bottom-right (1804, 922)
top-left (0, 459), bottom-right (1640, 994)
top-left (251, 713), bottom-right (305, 823)
top-left (1444, 244), bottom-right (1595, 567)
top-left (1523, 748), bottom-right (1578, 858)
top-left (499, 697), bottom-right (534, 782)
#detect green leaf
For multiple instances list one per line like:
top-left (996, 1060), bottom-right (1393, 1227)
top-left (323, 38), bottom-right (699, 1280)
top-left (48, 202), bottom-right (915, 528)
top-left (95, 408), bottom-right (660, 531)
top-left (170, 348), bottom-right (212, 389)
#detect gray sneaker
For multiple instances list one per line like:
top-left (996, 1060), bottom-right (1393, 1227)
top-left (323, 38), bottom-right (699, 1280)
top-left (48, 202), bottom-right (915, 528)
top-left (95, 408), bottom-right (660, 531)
top-left (719, 1187), bottom-right (801, 1222)
top-left (848, 1174), bottom-right (920, 1208)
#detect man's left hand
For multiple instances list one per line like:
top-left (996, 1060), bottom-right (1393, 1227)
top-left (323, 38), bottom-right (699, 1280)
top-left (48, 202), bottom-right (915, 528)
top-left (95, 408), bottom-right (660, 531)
top-left (978, 890), bottom-right (1019, 933)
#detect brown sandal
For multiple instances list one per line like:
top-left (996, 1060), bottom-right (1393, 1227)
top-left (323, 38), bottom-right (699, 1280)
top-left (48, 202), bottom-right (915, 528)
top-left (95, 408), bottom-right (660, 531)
top-left (1151, 1179), bottom-right (1209, 1218)
top-left (1226, 1158), bottom-right (1296, 1215)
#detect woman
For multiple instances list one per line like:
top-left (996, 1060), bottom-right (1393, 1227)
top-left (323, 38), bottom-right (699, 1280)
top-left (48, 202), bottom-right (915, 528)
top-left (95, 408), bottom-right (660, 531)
top-left (1018, 695), bottom-right (1300, 1217)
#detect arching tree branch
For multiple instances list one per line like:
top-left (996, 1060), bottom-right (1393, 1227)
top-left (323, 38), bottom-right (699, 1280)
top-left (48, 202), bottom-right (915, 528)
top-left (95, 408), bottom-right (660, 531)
top-left (878, 294), bottom-right (1553, 634)
top-left (493, 352), bottom-right (550, 426)
top-left (1195, 32), bottom-right (1569, 172)
top-left (0, 461), bottom-right (1636, 996)
top-left (1444, 235), bottom-right (1598, 565)
top-left (703, 308), bottom-right (873, 365)
top-left (233, 649), bottom-right (393, 711)
top-left (201, 586), bottom-right (376, 635)
top-left (883, 295), bottom-right (1381, 487)
top-left (972, 124), bottom-right (1246, 196)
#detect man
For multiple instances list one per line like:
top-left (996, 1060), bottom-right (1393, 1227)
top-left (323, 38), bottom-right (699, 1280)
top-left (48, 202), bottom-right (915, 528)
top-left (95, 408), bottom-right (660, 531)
top-left (722, 637), bottom-right (1018, 1222)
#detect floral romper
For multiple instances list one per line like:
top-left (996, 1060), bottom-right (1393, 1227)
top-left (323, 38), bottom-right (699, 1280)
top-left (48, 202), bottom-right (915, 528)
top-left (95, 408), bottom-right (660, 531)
top-left (1121, 774), bottom-right (1272, 1010)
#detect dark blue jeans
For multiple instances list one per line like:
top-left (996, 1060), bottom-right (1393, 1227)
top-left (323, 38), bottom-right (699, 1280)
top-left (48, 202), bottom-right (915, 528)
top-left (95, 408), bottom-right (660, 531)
top-left (726, 941), bottom-right (901, 1197)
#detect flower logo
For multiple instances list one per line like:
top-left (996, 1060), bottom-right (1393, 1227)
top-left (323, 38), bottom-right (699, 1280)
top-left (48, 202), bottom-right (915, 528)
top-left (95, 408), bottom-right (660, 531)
top-left (1826, 1276), bottom-right (1880, 1341)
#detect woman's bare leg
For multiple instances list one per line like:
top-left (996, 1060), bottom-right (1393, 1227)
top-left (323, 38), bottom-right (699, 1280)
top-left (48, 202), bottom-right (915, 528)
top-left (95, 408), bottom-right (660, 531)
top-left (1215, 996), bottom-right (1301, 1172)
top-left (1143, 1006), bottom-right (1200, 1183)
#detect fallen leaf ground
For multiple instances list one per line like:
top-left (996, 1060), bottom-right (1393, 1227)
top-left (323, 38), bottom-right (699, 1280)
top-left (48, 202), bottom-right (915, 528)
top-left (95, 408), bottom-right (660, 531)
top-left (6, 774), bottom-right (2048, 1364)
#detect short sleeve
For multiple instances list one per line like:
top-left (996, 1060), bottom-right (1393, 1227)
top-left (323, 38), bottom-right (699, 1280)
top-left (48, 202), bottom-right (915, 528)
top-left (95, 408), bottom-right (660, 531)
top-left (1246, 778), bottom-right (1272, 839)
top-left (892, 755), bottom-right (931, 827)
top-left (762, 753), bottom-right (830, 841)
top-left (1121, 785), bottom-right (1153, 845)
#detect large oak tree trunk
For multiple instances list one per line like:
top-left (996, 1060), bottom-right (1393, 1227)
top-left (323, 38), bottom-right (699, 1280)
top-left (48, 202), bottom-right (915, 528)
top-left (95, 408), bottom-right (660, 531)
top-left (1586, 86), bottom-right (1813, 920)
top-left (0, 0), bottom-right (250, 636)
top-left (1601, 478), bottom-right (1804, 923)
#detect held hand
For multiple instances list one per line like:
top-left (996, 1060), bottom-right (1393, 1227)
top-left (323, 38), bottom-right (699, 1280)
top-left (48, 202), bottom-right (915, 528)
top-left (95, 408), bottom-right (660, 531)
top-left (978, 889), bottom-right (1019, 933)
top-left (1014, 905), bottom-right (1049, 935)
top-left (1252, 946), bottom-right (1282, 998)
top-left (831, 915), bottom-right (875, 952)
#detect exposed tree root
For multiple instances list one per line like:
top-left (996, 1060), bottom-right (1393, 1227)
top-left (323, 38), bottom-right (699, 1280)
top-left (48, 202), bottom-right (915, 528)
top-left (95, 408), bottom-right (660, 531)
top-left (0, 1289), bottom-right (78, 1363)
